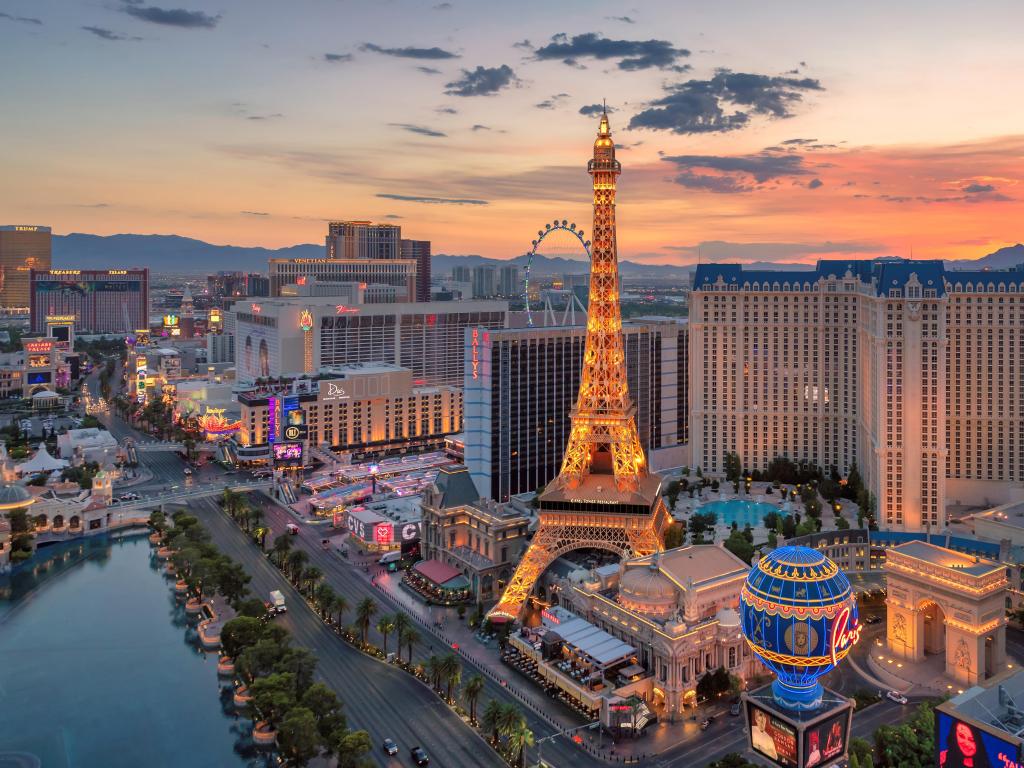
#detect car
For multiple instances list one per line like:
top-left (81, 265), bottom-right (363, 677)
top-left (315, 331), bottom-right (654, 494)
top-left (382, 738), bottom-right (398, 756)
top-left (865, 615), bottom-right (883, 625)
top-left (700, 718), bottom-right (712, 730)
top-left (410, 746), bottom-right (429, 765)
top-left (729, 702), bottom-right (741, 717)
top-left (886, 690), bottom-right (908, 705)
top-left (286, 523), bottom-right (300, 535)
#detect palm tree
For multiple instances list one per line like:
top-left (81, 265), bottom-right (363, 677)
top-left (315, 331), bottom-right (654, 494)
top-left (286, 549), bottom-right (308, 582)
top-left (355, 597), bottom-right (378, 646)
top-left (272, 534), bottom-right (293, 566)
top-left (505, 717), bottom-right (535, 768)
top-left (481, 699), bottom-right (503, 745)
top-left (400, 626), bottom-right (420, 665)
top-left (314, 583), bottom-right (336, 618)
top-left (222, 488), bottom-right (240, 519)
top-left (301, 565), bottom-right (323, 594)
top-left (331, 594), bottom-right (349, 627)
top-left (376, 614), bottom-right (396, 657)
top-left (497, 703), bottom-right (523, 743)
top-left (463, 674), bottom-right (485, 723)
top-left (441, 653), bottom-right (461, 702)
top-left (247, 506), bottom-right (263, 534)
top-left (392, 611), bottom-right (411, 644)
top-left (425, 655), bottom-right (443, 691)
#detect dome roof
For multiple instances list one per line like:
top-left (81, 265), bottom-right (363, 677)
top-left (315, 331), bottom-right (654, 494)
top-left (716, 607), bottom-right (741, 628)
top-left (618, 564), bottom-right (677, 616)
top-left (0, 483), bottom-right (33, 509)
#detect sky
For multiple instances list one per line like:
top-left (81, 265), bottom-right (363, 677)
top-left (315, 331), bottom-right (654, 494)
top-left (2, 0), bottom-right (1023, 265)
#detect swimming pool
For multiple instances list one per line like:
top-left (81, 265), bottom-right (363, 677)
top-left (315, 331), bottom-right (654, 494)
top-left (696, 499), bottom-right (780, 528)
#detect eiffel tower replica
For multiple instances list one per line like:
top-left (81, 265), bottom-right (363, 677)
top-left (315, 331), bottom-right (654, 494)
top-left (489, 109), bottom-right (669, 621)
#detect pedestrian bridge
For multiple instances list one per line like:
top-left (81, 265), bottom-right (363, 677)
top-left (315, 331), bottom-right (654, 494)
top-left (107, 479), bottom-right (274, 511)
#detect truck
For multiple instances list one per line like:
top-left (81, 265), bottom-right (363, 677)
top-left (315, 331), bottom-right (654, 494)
top-left (378, 551), bottom-right (401, 568)
top-left (269, 590), bottom-right (287, 614)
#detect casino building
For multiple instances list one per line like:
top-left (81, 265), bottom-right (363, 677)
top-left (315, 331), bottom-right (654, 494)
top-left (0, 225), bottom-right (51, 308)
top-left (232, 296), bottom-right (507, 387)
top-left (235, 363), bottom-right (462, 465)
top-left (30, 268), bottom-right (149, 334)
top-left (549, 544), bottom-right (761, 720)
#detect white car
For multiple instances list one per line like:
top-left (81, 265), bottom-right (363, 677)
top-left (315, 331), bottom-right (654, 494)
top-left (886, 690), bottom-right (908, 705)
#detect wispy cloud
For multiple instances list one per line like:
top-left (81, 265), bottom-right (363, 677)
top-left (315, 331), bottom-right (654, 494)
top-left (0, 11), bottom-right (42, 25)
top-left (605, 15), bottom-right (635, 24)
top-left (662, 150), bottom-right (812, 192)
top-left (666, 240), bottom-right (886, 262)
top-left (416, 66), bottom-right (442, 75)
top-left (82, 26), bottom-right (141, 41)
top-left (120, 3), bottom-right (220, 29)
top-left (324, 53), bottom-right (353, 63)
top-left (445, 65), bottom-right (519, 97)
top-left (241, 210), bottom-right (269, 216)
top-left (376, 193), bottom-right (488, 205)
top-left (535, 93), bottom-right (570, 110)
top-left (360, 43), bottom-right (458, 60)
top-left (579, 103), bottom-right (615, 117)
top-left (388, 123), bottom-right (447, 138)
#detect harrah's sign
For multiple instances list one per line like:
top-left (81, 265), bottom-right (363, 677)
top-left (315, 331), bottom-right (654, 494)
top-left (829, 605), bottom-right (862, 665)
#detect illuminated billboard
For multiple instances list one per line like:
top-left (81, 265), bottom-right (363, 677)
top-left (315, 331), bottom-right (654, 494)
top-left (804, 710), bottom-right (848, 768)
top-left (748, 701), bottom-right (798, 768)
top-left (272, 441), bottom-right (303, 466)
top-left (937, 711), bottom-right (1023, 768)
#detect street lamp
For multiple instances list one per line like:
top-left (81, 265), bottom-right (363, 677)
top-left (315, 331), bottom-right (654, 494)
top-left (534, 720), bottom-right (601, 768)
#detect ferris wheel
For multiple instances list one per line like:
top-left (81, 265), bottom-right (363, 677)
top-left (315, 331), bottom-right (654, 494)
top-left (524, 219), bottom-right (591, 327)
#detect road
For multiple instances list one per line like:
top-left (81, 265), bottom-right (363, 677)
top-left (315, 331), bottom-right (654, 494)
top-left (190, 496), bottom-right (505, 768)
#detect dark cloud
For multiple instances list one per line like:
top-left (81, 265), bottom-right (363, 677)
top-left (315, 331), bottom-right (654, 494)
top-left (416, 66), bottom-right (442, 75)
top-left (82, 26), bottom-right (140, 41)
top-left (444, 65), bottom-right (519, 97)
top-left (781, 138), bottom-right (816, 145)
top-left (512, 39), bottom-right (533, 50)
top-left (121, 3), bottom-right (220, 28)
top-left (579, 103), bottom-right (616, 117)
top-left (434, 2), bottom-right (452, 8)
top-left (0, 12), bottom-right (42, 24)
top-left (435, 107), bottom-right (458, 115)
top-left (629, 69), bottom-right (824, 134)
top-left (808, 178), bottom-right (823, 189)
top-left (360, 43), bottom-right (458, 60)
top-left (324, 53), bottom-right (353, 63)
top-left (533, 32), bottom-right (690, 71)
top-left (73, 202), bottom-right (112, 208)
top-left (963, 183), bottom-right (994, 194)
top-left (388, 123), bottom-right (447, 137)
top-left (246, 113), bottom-right (283, 121)
top-left (605, 15), bottom-right (635, 23)
top-left (376, 193), bottom-right (488, 205)
top-left (662, 151), bottom-right (811, 193)
top-left (535, 92), bottom-right (570, 109)
top-left (241, 211), bottom-right (269, 216)
top-left (471, 124), bottom-right (491, 131)
top-left (384, 214), bottom-right (403, 219)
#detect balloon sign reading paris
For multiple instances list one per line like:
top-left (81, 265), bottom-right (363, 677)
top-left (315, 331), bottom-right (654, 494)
top-left (740, 546), bottom-right (862, 710)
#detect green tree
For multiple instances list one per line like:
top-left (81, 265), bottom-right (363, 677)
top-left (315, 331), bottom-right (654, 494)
top-left (331, 594), bottom-right (349, 627)
top-left (301, 682), bottom-right (346, 741)
top-left (250, 672), bottom-right (297, 728)
top-left (663, 522), bottom-right (686, 549)
top-left (314, 583), bottom-right (336, 619)
top-left (392, 611), bottom-right (412, 645)
top-left (440, 653), bottom-right (462, 702)
top-left (301, 565), bottom-right (323, 594)
top-left (463, 674), bottom-right (485, 723)
top-left (277, 706), bottom-right (322, 767)
top-left (277, 647), bottom-right (318, 696)
top-left (286, 549), bottom-right (309, 582)
top-left (874, 701), bottom-right (935, 768)
top-left (220, 616), bottom-right (263, 658)
top-left (272, 533), bottom-right (294, 566)
top-left (376, 614), bottom-right (396, 657)
top-left (214, 557), bottom-right (251, 606)
top-left (355, 597), bottom-right (377, 646)
top-left (796, 517), bottom-right (819, 537)
top-left (723, 530), bottom-right (754, 564)
top-left (482, 699), bottom-right (503, 744)
top-left (708, 755), bottom-right (759, 768)
top-left (505, 715), bottom-right (535, 768)
top-left (331, 728), bottom-right (373, 768)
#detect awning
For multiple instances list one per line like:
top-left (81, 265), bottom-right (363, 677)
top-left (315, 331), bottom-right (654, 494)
top-left (618, 664), bottom-right (645, 678)
top-left (413, 559), bottom-right (462, 586)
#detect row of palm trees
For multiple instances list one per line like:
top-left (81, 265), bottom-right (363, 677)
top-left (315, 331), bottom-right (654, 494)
top-left (481, 700), bottom-right (535, 768)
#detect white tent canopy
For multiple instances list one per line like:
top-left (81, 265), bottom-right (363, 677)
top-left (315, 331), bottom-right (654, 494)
top-left (547, 615), bottom-right (636, 668)
top-left (17, 444), bottom-right (69, 474)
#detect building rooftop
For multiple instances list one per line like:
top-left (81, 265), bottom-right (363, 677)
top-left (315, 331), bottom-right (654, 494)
top-left (630, 545), bottom-right (749, 592)
top-left (890, 540), bottom-right (1003, 577)
top-left (320, 362), bottom-right (406, 377)
top-left (946, 669), bottom-right (1024, 739)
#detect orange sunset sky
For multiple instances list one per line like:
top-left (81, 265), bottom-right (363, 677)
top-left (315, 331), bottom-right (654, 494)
top-left (1, 0), bottom-right (1023, 265)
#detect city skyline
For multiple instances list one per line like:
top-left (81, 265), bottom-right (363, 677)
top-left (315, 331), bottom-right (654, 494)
top-left (2, 1), bottom-right (1023, 265)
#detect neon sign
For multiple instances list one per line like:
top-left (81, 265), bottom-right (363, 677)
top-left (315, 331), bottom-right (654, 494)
top-left (829, 606), bottom-right (862, 666)
top-left (374, 523), bottom-right (392, 545)
top-left (320, 381), bottom-right (350, 401)
top-left (335, 305), bottom-right (358, 314)
top-left (299, 309), bottom-right (313, 332)
top-left (471, 328), bottom-right (480, 379)
top-left (162, 314), bottom-right (179, 327)
top-left (251, 303), bottom-right (261, 313)
top-left (197, 406), bottom-right (241, 436)
top-left (24, 340), bottom-right (55, 353)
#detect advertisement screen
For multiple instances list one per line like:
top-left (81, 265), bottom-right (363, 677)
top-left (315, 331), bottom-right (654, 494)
top-left (28, 371), bottom-right (52, 385)
top-left (804, 710), bottom-right (849, 768)
top-left (748, 702), bottom-right (798, 768)
top-left (373, 523), bottom-right (393, 545)
top-left (272, 442), bottom-right (303, 461)
top-left (937, 712), bottom-right (1023, 768)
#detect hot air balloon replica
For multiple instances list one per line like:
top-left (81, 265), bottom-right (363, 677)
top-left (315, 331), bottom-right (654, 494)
top-left (740, 546), bottom-right (861, 767)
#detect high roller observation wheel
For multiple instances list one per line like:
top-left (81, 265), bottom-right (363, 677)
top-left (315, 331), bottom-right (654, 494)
top-left (524, 219), bottom-right (591, 327)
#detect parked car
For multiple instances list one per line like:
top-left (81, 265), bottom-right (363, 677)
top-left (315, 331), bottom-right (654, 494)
top-left (382, 738), bottom-right (398, 756)
top-left (886, 690), bottom-right (908, 705)
top-left (410, 746), bottom-right (429, 765)
top-left (865, 615), bottom-right (883, 625)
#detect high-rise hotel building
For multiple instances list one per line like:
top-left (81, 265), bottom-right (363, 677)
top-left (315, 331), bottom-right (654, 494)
top-left (464, 318), bottom-right (687, 501)
top-left (30, 268), bottom-right (149, 334)
top-left (689, 258), bottom-right (1024, 531)
top-left (0, 226), bottom-right (52, 308)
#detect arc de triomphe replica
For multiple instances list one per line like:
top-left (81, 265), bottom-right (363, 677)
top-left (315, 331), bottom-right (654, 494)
top-left (886, 541), bottom-right (1007, 686)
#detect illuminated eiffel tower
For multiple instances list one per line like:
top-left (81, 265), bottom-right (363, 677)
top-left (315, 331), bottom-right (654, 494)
top-left (489, 110), bottom-right (669, 621)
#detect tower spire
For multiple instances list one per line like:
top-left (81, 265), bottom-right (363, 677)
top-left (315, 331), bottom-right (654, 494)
top-left (487, 112), bottom-right (669, 622)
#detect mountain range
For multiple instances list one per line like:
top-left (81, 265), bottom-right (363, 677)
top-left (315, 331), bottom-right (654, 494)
top-left (52, 233), bottom-right (1024, 279)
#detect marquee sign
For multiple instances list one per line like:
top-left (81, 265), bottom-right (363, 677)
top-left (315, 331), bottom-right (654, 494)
top-left (24, 339), bottom-right (55, 353)
top-left (319, 381), bottom-right (350, 402)
top-left (197, 406), bottom-right (241, 436)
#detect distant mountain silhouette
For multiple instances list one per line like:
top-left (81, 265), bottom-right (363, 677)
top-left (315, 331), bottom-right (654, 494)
top-left (52, 233), bottom-right (1023, 278)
